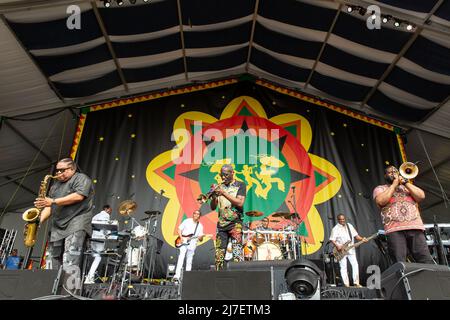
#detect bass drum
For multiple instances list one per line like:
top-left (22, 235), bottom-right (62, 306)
top-left (254, 242), bottom-right (283, 261)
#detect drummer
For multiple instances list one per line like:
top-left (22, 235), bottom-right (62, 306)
top-left (253, 217), bottom-right (275, 245)
top-left (256, 217), bottom-right (272, 232)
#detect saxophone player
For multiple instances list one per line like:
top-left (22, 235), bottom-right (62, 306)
top-left (34, 158), bottom-right (94, 279)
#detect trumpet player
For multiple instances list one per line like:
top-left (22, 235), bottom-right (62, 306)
top-left (34, 158), bottom-right (94, 277)
top-left (373, 165), bottom-right (433, 264)
top-left (209, 164), bottom-right (247, 270)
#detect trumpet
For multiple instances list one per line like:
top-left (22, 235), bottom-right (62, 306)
top-left (197, 183), bottom-right (223, 203)
top-left (399, 162), bottom-right (419, 180)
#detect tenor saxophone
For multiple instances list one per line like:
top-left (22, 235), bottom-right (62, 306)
top-left (22, 174), bottom-right (56, 247)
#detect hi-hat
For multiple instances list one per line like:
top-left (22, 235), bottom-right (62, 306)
top-left (272, 212), bottom-right (294, 218)
top-left (245, 210), bottom-right (263, 217)
top-left (118, 200), bottom-right (137, 216)
top-left (144, 210), bottom-right (161, 215)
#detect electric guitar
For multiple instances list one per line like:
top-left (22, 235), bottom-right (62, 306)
top-left (332, 230), bottom-right (385, 261)
top-left (175, 234), bottom-right (213, 248)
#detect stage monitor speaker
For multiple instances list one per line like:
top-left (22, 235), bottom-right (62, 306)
top-left (0, 269), bottom-right (62, 300)
top-left (226, 260), bottom-right (292, 299)
top-left (381, 262), bottom-right (450, 300)
top-left (181, 270), bottom-right (272, 300)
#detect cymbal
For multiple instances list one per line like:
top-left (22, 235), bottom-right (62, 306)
top-left (144, 210), bottom-right (161, 215)
top-left (272, 212), bottom-right (294, 218)
top-left (118, 200), bottom-right (137, 216)
top-left (245, 210), bottom-right (263, 217)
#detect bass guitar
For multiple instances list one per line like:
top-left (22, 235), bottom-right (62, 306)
top-left (332, 230), bottom-right (385, 261)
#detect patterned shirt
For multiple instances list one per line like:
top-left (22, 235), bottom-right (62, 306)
top-left (217, 180), bottom-right (246, 228)
top-left (373, 184), bottom-right (425, 234)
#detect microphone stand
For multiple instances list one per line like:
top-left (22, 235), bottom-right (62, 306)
top-left (290, 186), bottom-right (304, 261)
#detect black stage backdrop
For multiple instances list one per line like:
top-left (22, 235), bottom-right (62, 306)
top-left (75, 79), bottom-right (403, 282)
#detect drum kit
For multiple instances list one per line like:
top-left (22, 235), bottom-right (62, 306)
top-left (243, 210), bottom-right (300, 261)
top-left (97, 200), bottom-right (162, 298)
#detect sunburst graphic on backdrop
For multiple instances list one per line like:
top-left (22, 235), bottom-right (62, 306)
top-left (146, 96), bottom-right (341, 254)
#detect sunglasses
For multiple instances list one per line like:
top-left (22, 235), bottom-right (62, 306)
top-left (55, 167), bottom-right (72, 174)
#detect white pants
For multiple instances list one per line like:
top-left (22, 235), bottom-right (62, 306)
top-left (87, 241), bottom-right (105, 280)
top-left (338, 254), bottom-right (360, 286)
top-left (174, 245), bottom-right (196, 279)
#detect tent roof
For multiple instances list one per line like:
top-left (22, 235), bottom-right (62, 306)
top-left (1, 0), bottom-right (449, 222)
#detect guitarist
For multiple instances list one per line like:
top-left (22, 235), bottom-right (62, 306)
top-left (173, 210), bottom-right (205, 281)
top-left (330, 214), bottom-right (367, 287)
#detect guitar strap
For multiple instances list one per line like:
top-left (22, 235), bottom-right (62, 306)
top-left (193, 222), bottom-right (199, 237)
top-left (345, 223), bottom-right (353, 244)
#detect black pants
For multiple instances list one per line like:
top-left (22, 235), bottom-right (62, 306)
top-left (387, 229), bottom-right (434, 264)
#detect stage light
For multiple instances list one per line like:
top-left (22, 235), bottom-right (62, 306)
top-left (406, 24), bottom-right (413, 31)
top-left (382, 16), bottom-right (389, 23)
top-left (117, 0), bottom-right (123, 5)
top-left (371, 13), bottom-right (377, 20)
top-left (284, 259), bottom-right (322, 300)
top-left (346, 5), bottom-right (353, 13)
top-left (103, 0), bottom-right (111, 7)
top-left (143, 0), bottom-right (149, 2)
top-left (394, 20), bottom-right (400, 27)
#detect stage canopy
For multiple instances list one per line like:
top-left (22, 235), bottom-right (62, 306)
top-left (1, 0), bottom-right (449, 229)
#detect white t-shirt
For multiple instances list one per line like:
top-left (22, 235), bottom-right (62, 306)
top-left (91, 210), bottom-right (111, 239)
top-left (329, 223), bottom-right (359, 255)
top-left (178, 218), bottom-right (204, 250)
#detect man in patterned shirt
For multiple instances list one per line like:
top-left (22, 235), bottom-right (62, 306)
top-left (210, 164), bottom-right (246, 270)
top-left (373, 165), bottom-right (433, 264)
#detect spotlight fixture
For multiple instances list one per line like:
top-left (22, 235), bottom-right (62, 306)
top-left (394, 20), bottom-right (400, 27)
top-left (117, 0), bottom-right (123, 5)
top-left (103, 0), bottom-right (111, 7)
top-left (347, 5), bottom-right (353, 13)
top-left (382, 15), bottom-right (391, 23)
top-left (143, 0), bottom-right (149, 2)
top-left (406, 24), bottom-right (413, 31)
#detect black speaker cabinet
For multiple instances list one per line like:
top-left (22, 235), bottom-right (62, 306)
top-left (381, 262), bottom-right (450, 300)
top-left (181, 270), bottom-right (272, 300)
top-left (0, 269), bottom-right (62, 300)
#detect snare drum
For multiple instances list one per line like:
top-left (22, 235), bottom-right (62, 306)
top-left (269, 232), bottom-right (282, 244)
top-left (254, 242), bottom-right (283, 261)
top-left (252, 232), bottom-right (266, 245)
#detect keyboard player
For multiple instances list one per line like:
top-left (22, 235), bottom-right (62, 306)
top-left (85, 205), bottom-right (115, 284)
